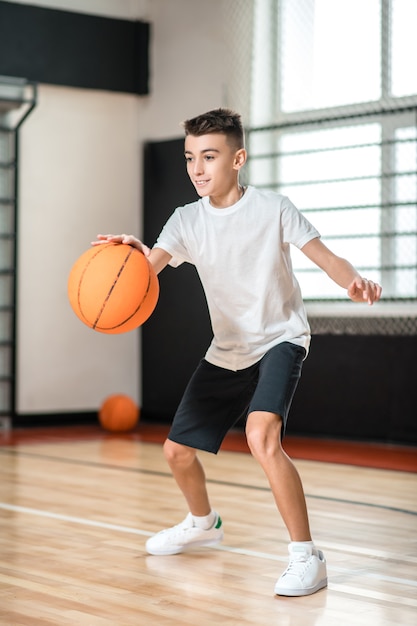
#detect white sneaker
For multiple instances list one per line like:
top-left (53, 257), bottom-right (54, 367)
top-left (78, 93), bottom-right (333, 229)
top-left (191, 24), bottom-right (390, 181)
top-left (274, 543), bottom-right (328, 596)
top-left (146, 512), bottom-right (224, 556)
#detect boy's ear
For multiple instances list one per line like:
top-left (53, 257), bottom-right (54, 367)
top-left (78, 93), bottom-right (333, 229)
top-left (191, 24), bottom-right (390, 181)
top-left (233, 148), bottom-right (247, 170)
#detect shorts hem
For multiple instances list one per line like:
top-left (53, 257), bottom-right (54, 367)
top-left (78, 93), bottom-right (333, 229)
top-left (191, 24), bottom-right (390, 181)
top-left (167, 434), bottom-right (221, 455)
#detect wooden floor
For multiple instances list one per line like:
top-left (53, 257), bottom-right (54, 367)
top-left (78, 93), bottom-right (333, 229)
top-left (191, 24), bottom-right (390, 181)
top-left (1, 427), bottom-right (416, 625)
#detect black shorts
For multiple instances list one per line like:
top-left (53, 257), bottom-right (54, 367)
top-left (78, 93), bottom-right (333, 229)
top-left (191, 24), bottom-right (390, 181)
top-left (167, 341), bottom-right (306, 454)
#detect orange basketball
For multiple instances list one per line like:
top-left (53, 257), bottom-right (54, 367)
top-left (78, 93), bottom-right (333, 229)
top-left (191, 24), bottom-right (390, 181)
top-left (98, 394), bottom-right (139, 432)
top-left (68, 243), bottom-right (159, 334)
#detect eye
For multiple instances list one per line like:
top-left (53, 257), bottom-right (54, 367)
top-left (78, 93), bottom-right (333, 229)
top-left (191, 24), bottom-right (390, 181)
top-left (185, 156), bottom-right (193, 163)
top-left (204, 155), bottom-right (214, 161)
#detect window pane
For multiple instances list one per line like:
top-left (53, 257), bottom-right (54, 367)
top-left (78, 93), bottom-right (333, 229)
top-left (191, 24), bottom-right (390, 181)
top-left (280, 0), bottom-right (381, 112)
top-left (391, 0), bottom-right (417, 97)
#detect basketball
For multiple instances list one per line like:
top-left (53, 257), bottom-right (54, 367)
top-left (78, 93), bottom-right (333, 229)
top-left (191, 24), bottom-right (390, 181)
top-left (98, 394), bottom-right (140, 432)
top-left (68, 243), bottom-right (159, 334)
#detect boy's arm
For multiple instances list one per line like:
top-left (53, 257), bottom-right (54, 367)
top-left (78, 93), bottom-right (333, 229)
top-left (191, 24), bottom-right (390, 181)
top-left (92, 233), bottom-right (172, 275)
top-left (148, 247), bottom-right (172, 274)
top-left (301, 237), bottom-right (382, 305)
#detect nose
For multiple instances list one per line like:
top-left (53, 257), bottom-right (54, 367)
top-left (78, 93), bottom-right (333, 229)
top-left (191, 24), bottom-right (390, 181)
top-left (192, 156), bottom-right (204, 176)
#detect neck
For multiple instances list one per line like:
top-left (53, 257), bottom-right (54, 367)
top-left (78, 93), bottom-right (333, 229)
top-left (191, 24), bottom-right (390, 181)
top-left (209, 184), bottom-right (246, 209)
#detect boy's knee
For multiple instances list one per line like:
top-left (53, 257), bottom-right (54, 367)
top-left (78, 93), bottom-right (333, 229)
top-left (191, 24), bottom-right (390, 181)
top-left (245, 411), bottom-right (283, 459)
top-left (163, 438), bottom-right (195, 468)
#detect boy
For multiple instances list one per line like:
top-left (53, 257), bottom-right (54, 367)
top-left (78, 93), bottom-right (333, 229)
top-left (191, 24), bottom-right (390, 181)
top-left (93, 108), bottom-right (381, 597)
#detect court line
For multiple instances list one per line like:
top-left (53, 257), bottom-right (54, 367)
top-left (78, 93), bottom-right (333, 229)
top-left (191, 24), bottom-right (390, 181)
top-left (1, 501), bottom-right (417, 594)
top-left (0, 502), bottom-right (152, 536)
top-left (1, 447), bottom-right (416, 517)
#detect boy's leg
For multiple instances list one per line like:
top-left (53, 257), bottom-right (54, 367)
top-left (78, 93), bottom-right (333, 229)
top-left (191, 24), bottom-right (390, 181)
top-left (245, 411), bottom-right (311, 541)
top-left (146, 359), bottom-right (256, 557)
top-left (246, 410), bottom-right (327, 596)
top-left (145, 439), bottom-right (223, 556)
top-left (163, 438), bottom-right (211, 516)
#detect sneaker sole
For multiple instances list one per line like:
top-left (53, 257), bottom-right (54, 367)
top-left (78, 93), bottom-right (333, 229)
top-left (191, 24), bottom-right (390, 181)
top-left (146, 533), bottom-right (224, 556)
top-left (274, 577), bottom-right (328, 597)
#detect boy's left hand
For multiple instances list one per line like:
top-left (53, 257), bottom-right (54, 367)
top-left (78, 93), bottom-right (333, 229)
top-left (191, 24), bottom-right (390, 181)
top-left (347, 277), bottom-right (382, 305)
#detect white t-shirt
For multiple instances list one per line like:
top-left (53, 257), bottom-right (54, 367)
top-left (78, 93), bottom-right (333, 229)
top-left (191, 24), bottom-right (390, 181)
top-left (154, 186), bottom-right (320, 371)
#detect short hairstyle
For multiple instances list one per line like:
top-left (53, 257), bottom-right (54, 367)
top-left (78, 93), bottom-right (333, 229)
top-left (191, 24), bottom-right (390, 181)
top-left (182, 108), bottom-right (244, 150)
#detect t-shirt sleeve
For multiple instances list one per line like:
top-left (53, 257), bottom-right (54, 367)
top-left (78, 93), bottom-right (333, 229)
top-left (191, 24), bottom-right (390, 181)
top-left (152, 208), bottom-right (191, 268)
top-left (281, 196), bottom-right (321, 248)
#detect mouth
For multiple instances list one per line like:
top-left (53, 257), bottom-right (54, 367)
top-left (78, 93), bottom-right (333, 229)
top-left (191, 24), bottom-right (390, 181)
top-left (194, 179), bottom-right (210, 188)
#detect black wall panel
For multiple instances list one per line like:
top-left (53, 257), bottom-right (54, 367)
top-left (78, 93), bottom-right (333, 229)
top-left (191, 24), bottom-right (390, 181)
top-left (143, 138), bottom-right (417, 444)
top-left (142, 138), bottom-right (212, 422)
top-left (0, 1), bottom-right (150, 94)
top-left (290, 335), bottom-right (417, 444)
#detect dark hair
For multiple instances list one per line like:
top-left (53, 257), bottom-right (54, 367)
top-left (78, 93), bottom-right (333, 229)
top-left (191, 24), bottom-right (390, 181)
top-left (182, 108), bottom-right (244, 149)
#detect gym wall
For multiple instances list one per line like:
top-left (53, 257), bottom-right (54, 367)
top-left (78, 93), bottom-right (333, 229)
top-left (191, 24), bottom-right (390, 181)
top-left (1, 0), bottom-right (228, 420)
top-left (4, 0), bottom-right (415, 444)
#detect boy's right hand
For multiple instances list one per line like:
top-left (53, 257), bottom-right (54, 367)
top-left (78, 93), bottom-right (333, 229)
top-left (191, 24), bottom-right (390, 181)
top-left (91, 234), bottom-right (151, 257)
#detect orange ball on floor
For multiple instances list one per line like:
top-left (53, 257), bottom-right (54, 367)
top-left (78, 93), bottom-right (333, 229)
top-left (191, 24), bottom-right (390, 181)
top-left (68, 243), bottom-right (159, 334)
top-left (98, 394), bottom-right (140, 433)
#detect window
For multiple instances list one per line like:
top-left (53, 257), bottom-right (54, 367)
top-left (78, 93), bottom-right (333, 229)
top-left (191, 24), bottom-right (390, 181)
top-left (247, 0), bottom-right (417, 313)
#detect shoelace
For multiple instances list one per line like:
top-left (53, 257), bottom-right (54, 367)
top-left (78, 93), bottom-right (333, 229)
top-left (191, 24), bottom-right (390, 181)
top-left (159, 515), bottom-right (194, 537)
top-left (284, 554), bottom-right (311, 578)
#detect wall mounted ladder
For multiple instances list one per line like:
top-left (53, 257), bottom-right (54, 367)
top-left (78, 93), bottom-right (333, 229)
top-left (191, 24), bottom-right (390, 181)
top-left (0, 76), bottom-right (37, 432)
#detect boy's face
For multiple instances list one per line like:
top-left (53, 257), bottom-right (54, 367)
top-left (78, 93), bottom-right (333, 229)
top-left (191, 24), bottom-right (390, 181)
top-left (184, 133), bottom-right (246, 202)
